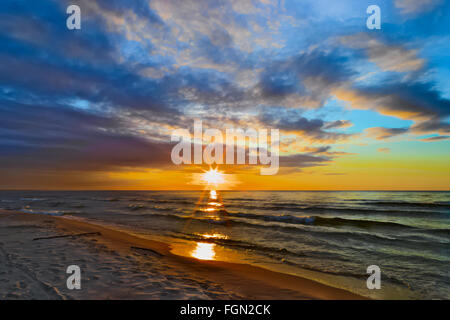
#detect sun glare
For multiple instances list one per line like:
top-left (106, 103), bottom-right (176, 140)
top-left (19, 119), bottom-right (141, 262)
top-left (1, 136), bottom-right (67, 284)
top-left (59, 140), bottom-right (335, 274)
top-left (202, 168), bottom-right (225, 186)
top-left (192, 167), bottom-right (238, 190)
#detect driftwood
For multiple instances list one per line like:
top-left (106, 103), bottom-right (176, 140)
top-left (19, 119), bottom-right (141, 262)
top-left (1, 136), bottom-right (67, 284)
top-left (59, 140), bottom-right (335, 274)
top-left (33, 232), bottom-right (101, 241)
top-left (131, 246), bottom-right (164, 257)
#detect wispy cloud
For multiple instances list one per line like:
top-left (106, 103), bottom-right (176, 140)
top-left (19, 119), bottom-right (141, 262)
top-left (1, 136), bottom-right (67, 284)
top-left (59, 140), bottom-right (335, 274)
top-left (394, 0), bottom-right (443, 15)
top-left (366, 127), bottom-right (409, 140)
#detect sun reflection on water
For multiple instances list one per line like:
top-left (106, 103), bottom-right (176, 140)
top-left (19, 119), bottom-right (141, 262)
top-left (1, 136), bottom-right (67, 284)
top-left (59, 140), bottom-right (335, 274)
top-left (191, 242), bottom-right (216, 260)
top-left (201, 233), bottom-right (228, 239)
top-left (190, 233), bottom-right (228, 260)
top-left (207, 201), bottom-right (222, 207)
top-left (202, 207), bottom-right (217, 212)
top-left (188, 190), bottom-right (230, 261)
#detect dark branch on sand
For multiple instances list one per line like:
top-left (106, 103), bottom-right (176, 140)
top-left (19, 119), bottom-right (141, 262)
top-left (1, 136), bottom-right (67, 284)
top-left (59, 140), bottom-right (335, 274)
top-left (32, 232), bottom-right (101, 241)
top-left (131, 246), bottom-right (164, 257)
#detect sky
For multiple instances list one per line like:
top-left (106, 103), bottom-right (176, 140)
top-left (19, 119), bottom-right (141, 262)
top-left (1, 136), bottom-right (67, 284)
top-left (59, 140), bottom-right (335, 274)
top-left (0, 0), bottom-right (449, 190)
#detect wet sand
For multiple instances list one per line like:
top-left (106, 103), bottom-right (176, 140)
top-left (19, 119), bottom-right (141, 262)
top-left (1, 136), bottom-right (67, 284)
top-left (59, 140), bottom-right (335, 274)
top-left (0, 209), bottom-right (364, 300)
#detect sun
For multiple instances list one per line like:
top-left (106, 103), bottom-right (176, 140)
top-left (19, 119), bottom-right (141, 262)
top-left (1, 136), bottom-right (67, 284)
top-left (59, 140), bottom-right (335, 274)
top-left (202, 168), bottom-right (225, 186)
top-left (192, 167), bottom-right (237, 189)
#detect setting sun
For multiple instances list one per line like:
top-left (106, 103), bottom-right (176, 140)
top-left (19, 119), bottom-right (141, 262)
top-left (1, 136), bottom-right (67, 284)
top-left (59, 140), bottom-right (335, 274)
top-left (202, 168), bottom-right (225, 186)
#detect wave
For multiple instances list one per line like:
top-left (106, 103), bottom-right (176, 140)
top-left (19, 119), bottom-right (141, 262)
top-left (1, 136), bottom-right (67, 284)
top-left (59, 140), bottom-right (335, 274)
top-left (279, 258), bottom-right (414, 289)
top-left (423, 228), bottom-right (450, 237)
top-left (103, 209), bottom-right (449, 243)
top-left (171, 232), bottom-right (354, 263)
top-left (146, 199), bottom-right (192, 205)
top-left (226, 211), bottom-right (416, 230)
top-left (360, 201), bottom-right (450, 209)
top-left (226, 212), bottom-right (450, 240)
top-left (20, 198), bottom-right (46, 201)
top-left (171, 233), bottom-right (444, 289)
top-left (87, 210), bottom-right (447, 261)
top-left (91, 197), bottom-right (120, 202)
top-left (130, 211), bottom-right (404, 243)
top-left (167, 211), bottom-right (450, 244)
top-left (128, 204), bottom-right (146, 211)
top-left (227, 212), bottom-right (315, 224)
top-left (313, 216), bottom-right (414, 229)
top-left (223, 198), bottom-right (262, 202)
top-left (299, 206), bottom-right (449, 216)
top-left (19, 208), bottom-right (80, 216)
top-left (224, 203), bottom-right (449, 217)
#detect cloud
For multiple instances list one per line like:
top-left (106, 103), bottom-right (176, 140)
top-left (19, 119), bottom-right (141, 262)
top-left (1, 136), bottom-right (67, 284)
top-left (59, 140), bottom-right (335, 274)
top-left (334, 81), bottom-right (450, 136)
top-left (420, 135), bottom-right (450, 141)
top-left (366, 127), bottom-right (409, 140)
top-left (411, 120), bottom-right (450, 134)
top-left (258, 107), bottom-right (355, 143)
top-left (0, 100), bottom-right (174, 172)
top-left (377, 148), bottom-right (391, 153)
top-left (340, 33), bottom-right (425, 72)
top-left (255, 49), bottom-right (355, 108)
top-left (302, 146), bottom-right (332, 154)
top-left (323, 120), bottom-right (353, 129)
top-left (301, 145), bottom-right (356, 158)
top-left (279, 153), bottom-right (330, 168)
top-left (394, 0), bottom-right (443, 15)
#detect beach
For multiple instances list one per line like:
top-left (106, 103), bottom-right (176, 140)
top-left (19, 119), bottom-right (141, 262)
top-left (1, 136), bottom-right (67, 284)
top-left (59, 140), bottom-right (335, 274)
top-left (0, 209), bottom-right (364, 300)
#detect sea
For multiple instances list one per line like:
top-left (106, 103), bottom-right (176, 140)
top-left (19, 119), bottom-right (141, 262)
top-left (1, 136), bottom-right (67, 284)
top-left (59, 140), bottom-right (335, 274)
top-left (0, 190), bottom-right (448, 299)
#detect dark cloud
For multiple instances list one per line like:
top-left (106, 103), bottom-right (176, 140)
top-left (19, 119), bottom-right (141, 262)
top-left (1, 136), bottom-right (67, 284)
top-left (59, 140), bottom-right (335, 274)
top-left (420, 135), bottom-right (450, 142)
top-left (258, 107), bottom-right (354, 143)
top-left (347, 80), bottom-right (450, 136)
top-left (323, 120), bottom-right (353, 129)
top-left (412, 120), bottom-right (450, 134)
top-left (0, 100), bottom-right (173, 172)
top-left (0, 1), bottom-right (184, 117)
top-left (256, 50), bottom-right (355, 108)
top-left (355, 82), bottom-right (450, 120)
top-left (366, 127), bottom-right (410, 140)
top-left (279, 154), bottom-right (330, 168)
top-left (302, 146), bottom-right (332, 154)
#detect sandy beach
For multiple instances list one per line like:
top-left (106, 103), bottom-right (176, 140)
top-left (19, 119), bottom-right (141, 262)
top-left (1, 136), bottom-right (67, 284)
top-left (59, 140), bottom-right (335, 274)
top-left (0, 209), bottom-right (364, 300)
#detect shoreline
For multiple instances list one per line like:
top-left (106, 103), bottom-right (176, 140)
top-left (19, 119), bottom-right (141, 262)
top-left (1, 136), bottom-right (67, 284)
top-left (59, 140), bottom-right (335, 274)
top-left (0, 209), bottom-right (365, 300)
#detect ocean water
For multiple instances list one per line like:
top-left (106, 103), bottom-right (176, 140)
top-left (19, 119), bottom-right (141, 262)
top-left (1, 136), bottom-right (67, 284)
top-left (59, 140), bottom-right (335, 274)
top-left (1, 190), bottom-right (449, 299)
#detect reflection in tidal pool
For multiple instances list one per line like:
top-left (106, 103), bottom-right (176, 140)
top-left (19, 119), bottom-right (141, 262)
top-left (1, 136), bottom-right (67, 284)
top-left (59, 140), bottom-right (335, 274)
top-left (191, 242), bottom-right (216, 260)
